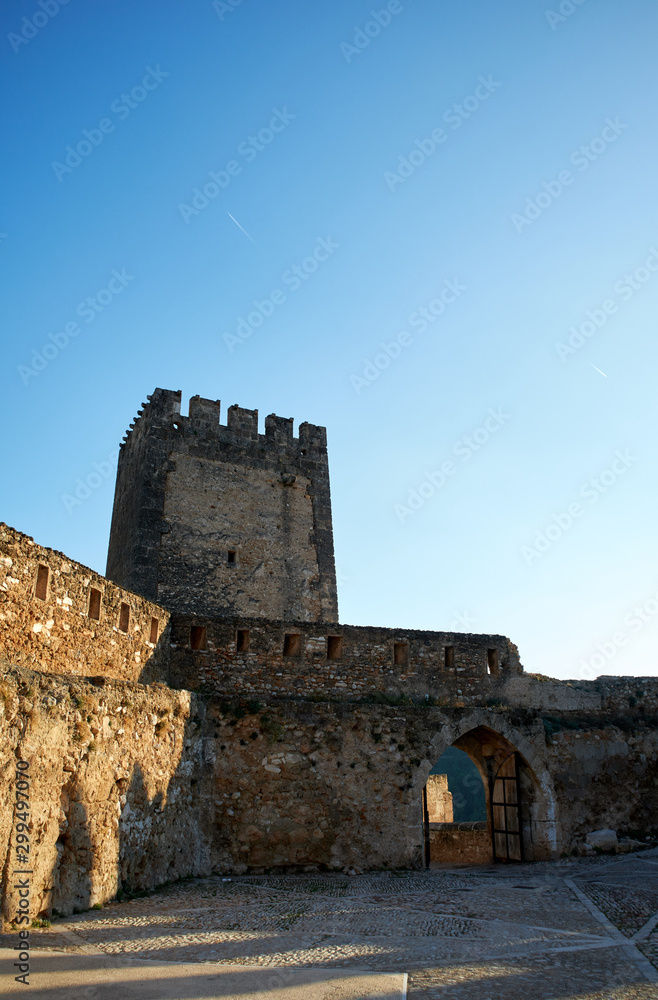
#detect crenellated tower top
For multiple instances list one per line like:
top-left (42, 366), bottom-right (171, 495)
top-left (107, 389), bottom-right (337, 622)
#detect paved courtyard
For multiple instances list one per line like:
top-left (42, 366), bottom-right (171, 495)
top-left (3, 849), bottom-right (658, 998)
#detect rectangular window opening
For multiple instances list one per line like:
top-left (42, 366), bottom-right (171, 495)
top-left (35, 564), bottom-right (49, 601)
top-left (149, 617), bottom-right (159, 644)
top-left (487, 648), bottom-right (500, 675)
top-left (393, 641), bottom-right (408, 666)
top-left (88, 588), bottom-right (102, 621)
top-left (118, 602), bottom-right (130, 633)
top-left (190, 625), bottom-right (207, 650)
top-left (236, 629), bottom-right (250, 653)
top-left (444, 645), bottom-right (455, 670)
top-left (283, 633), bottom-right (301, 657)
top-left (327, 635), bottom-right (343, 660)
top-left (227, 550), bottom-right (237, 564)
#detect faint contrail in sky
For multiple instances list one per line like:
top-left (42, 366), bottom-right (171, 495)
top-left (227, 213), bottom-right (258, 246)
top-left (589, 363), bottom-right (608, 378)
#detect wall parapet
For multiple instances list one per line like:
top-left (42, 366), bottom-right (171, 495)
top-left (0, 523), bottom-right (170, 684)
top-left (167, 613), bottom-right (522, 702)
top-left (118, 389), bottom-right (328, 463)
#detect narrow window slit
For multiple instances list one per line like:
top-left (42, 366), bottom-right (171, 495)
top-left (487, 648), bottom-right (499, 675)
top-left (283, 633), bottom-right (301, 657)
top-left (327, 635), bottom-right (343, 660)
top-left (88, 588), bottom-right (101, 620)
top-left (394, 642), bottom-right (408, 665)
top-left (35, 564), bottom-right (49, 601)
top-left (118, 602), bottom-right (130, 633)
top-left (190, 625), bottom-right (207, 650)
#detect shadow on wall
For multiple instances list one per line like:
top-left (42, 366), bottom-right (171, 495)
top-left (50, 773), bottom-right (94, 918)
top-left (45, 683), bottom-right (210, 918)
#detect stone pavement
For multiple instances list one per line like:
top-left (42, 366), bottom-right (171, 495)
top-left (3, 849), bottom-right (658, 998)
top-left (0, 953), bottom-right (404, 999)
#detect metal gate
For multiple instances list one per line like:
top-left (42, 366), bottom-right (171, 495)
top-left (491, 752), bottom-right (523, 862)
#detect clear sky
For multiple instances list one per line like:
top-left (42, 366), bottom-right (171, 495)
top-left (3, 0), bottom-right (658, 680)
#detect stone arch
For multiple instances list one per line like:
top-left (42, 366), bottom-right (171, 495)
top-left (417, 711), bottom-right (558, 862)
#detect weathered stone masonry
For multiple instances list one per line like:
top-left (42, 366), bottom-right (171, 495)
top-left (106, 389), bottom-right (338, 622)
top-left (3, 658), bottom-right (658, 923)
top-left (0, 523), bottom-right (169, 685)
top-left (167, 614), bottom-right (522, 702)
top-left (2, 387), bottom-right (658, 925)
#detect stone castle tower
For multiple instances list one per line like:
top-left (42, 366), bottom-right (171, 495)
top-left (106, 388), bottom-right (338, 621)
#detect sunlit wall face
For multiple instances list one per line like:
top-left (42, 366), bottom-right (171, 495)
top-left (3, 0), bottom-right (658, 680)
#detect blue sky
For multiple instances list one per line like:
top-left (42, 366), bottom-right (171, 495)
top-left (2, 0), bottom-right (658, 680)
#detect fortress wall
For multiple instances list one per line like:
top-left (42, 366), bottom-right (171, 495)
top-left (0, 665), bottom-right (208, 923)
top-left (0, 524), bottom-right (170, 684)
top-left (2, 663), bottom-right (658, 924)
top-left (501, 673), bottom-right (658, 714)
top-left (544, 718), bottom-right (658, 850)
top-left (167, 614), bottom-right (522, 702)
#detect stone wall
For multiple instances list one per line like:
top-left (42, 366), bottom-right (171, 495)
top-left (4, 660), bottom-right (658, 925)
top-left (2, 516), bottom-right (658, 922)
top-left (0, 523), bottom-right (170, 684)
top-left (544, 719), bottom-right (658, 850)
top-left (429, 823), bottom-right (491, 865)
top-left (106, 389), bottom-right (338, 622)
top-left (168, 614), bottom-right (522, 702)
top-left (0, 664), bottom-right (206, 923)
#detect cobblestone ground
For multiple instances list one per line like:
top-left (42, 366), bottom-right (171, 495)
top-left (15, 849), bottom-right (658, 999)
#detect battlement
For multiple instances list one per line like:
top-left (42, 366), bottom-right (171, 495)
top-left (119, 389), bottom-right (328, 463)
top-left (107, 388), bottom-right (338, 622)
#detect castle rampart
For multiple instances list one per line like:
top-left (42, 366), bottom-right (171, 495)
top-left (167, 613), bottom-right (522, 702)
top-left (2, 661), bottom-right (658, 924)
top-left (0, 523), bottom-right (169, 685)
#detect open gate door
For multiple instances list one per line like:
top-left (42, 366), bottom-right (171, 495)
top-left (422, 785), bottom-right (431, 868)
top-left (491, 752), bottom-right (523, 862)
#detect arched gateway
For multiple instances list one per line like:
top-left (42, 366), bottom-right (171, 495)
top-left (419, 717), bottom-right (558, 865)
